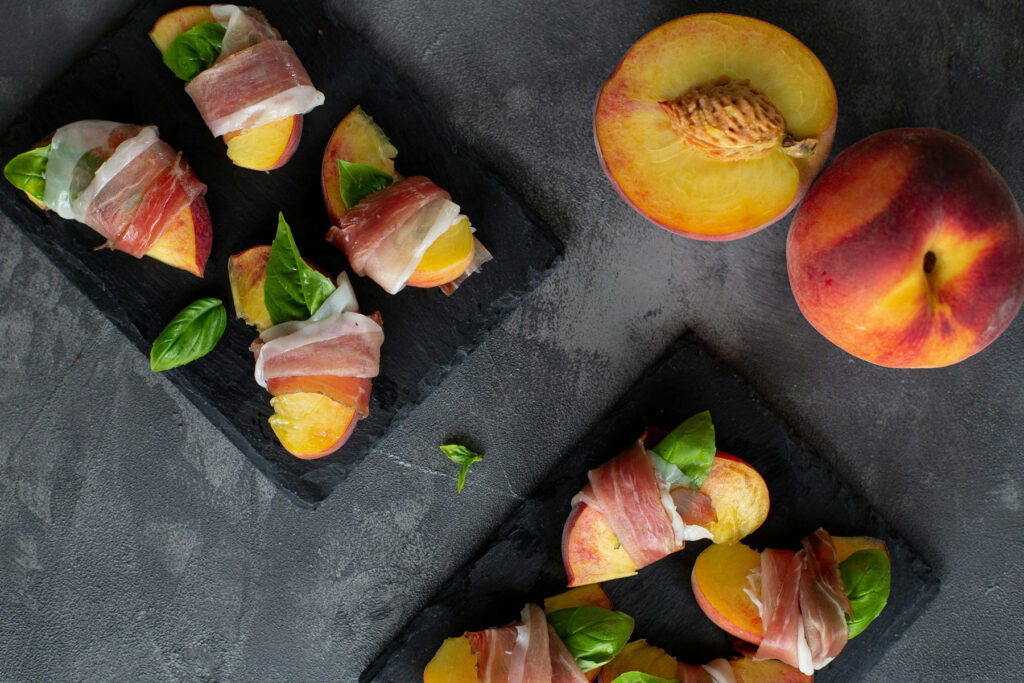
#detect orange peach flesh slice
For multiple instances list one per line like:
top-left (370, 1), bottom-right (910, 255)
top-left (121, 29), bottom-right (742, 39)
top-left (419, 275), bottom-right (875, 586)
top-left (406, 215), bottom-right (475, 288)
top-left (543, 584), bottom-right (613, 614)
top-left (602, 640), bottom-right (682, 681)
top-left (268, 392), bottom-right (357, 459)
top-left (595, 13), bottom-right (836, 239)
top-left (227, 246), bottom-right (274, 332)
top-left (321, 105), bottom-right (398, 227)
top-left (145, 199), bottom-right (212, 277)
top-left (692, 536), bottom-right (887, 644)
top-left (564, 502), bottom-right (640, 587)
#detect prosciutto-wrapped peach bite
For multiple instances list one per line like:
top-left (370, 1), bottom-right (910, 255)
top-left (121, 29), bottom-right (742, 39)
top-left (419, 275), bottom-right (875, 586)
top-left (599, 639), bottom-right (810, 683)
top-left (322, 106), bottom-right (492, 296)
top-left (562, 412), bottom-right (770, 587)
top-left (424, 585), bottom-right (633, 682)
top-left (3, 120), bottom-right (211, 276)
top-left (149, 5), bottom-right (324, 170)
top-left (227, 213), bottom-right (383, 459)
top-left (691, 529), bottom-right (891, 676)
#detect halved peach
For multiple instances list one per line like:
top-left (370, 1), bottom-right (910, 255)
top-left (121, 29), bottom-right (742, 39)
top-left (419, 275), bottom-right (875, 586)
top-left (268, 391), bottom-right (357, 459)
top-left (594, 13), bottom-right (837, 240)
top-left (563, 502), bottom-right (640, 587)
top-left (321, 105), bottom-right (398, 226)
top-left (406, 215), bottom-right (475, 288)
top-left (227, 245), bottom-right (274, 331)
top-left (224, 115), bottom-right (303, 171)
top-left (700, 453), bottom-right (770, 544)
top-left (691, 542), bottom-right (764, 644)
top-left (147, 5), bottom-right (215, 52)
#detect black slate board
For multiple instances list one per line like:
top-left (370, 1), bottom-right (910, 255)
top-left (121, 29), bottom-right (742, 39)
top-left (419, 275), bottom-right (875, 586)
top-left (362, 333), bottom-right (938, 681)
top-left (0, 0), bottom-right (562, 507)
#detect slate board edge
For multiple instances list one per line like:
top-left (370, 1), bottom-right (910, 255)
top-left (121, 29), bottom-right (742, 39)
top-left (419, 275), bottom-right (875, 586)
top-left (360, 330), bottom-right (940, 680)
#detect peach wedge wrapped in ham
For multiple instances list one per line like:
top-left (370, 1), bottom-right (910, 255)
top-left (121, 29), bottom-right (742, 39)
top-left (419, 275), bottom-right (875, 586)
top-left (3, 120), bottom-right (211, 276)
top-left (149, 5), bottom-right (324, 170)
top-left (562, 411), bottom-right (770, 587)
top-left (322, 106), bottom-right (492, 295)
top-left (599, 638), bottom-right (811, 683)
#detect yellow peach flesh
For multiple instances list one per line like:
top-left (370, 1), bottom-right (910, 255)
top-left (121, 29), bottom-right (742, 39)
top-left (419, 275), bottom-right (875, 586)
top-left (224, 116), bottom-right (300, 170)
top-left (692, 542), bottom-right (764, 642)
top-left (407, 216), bottom-right (475, 287)
top-left (563, 503), bottom-right (639, 587)
top-left (148, 6), bottom-right (215, 52)
top-left (543, 584), bottom-right (614, 614)
top-left (699, 454), bottom-right (770, 544)
top-left (226, 246), bottom-right (274, 332)
top-left (423, 636), bottom-right (478, 683)
top-left (269, 392), bottom-right (356, 459)
top-left (602, 640), bottom-right (681, 680)
top-left (322, 106), bottom-right (398, 226)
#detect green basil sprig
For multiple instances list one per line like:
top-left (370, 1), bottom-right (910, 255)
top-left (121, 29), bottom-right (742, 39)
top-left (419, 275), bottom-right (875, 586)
top-left (546, 606), bottom-right (634, 672)
top-left (839, 548), bottom-right (891, 638)
top-left (440, 444), bottom-right (482, 492)
top-left (163, 22), bottom-right (227, 81)
top-left (264, 213), bottom-right (336, 325)
top-left (150, 298), bottom-right (226, 371)
top-left (650, 410), bottom-right (716, 489)
top-left (337, 159), bottom-right (393, 210)
top-left (4, 145), bottom-right (50, 201)
top-left (610, 673), bottom-right (680, 683)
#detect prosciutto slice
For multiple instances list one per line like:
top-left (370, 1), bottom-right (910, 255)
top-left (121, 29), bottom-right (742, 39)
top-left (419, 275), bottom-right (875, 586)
top-left (799, 529), bottom-right (851, 669)
top-left (326, 175), bottom-right (461, 294)
top-left (754, 548), bottom-right (811, 673)
top-left (39, 121), bottom-right (206, 258)
top-left (466, 604), bottom-right (586, 683)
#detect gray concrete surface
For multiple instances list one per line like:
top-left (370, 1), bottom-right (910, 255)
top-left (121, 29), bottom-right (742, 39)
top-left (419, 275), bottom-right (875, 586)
top-left (2, 1), bottom-right (1023, 681)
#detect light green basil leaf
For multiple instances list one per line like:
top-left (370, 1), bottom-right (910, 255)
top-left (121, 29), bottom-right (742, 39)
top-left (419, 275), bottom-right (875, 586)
top-left (610, 674), bottom-right (680, 683)
top-left (337, 159), bottom-right (393, 209)
top-left (839, 548), bottom-right (891, 638)
top-left (546, 606), bottom-right (634, 672)
top-left (150, 298), bottom-right (226, 371)
top-left (264, 213), bottom-right (336, 325)
top-left (650, 410), bottom-right (715, 489)
top-left (163, 22), bottom-right (227, 81)
top-left (4, 145), bottom-right (50, 201)
top-left (440, 444), bottom-right (482, 493)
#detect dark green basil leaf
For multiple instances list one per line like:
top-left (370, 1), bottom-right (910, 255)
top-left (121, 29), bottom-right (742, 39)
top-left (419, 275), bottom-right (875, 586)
top-left (546, 606), bottom-right (634, 672)
top-left (150, 298), bottom-right (226, 371)
top-left (163, 22), bottom-right (227, 81)
top-left (610, 674), bottom-right (680, 683)
top-left (264, 213), bottom-right (336, 325)
top-left (4, 145), bottom-right (50, 201)
top-left (839, 548), bottom-right (890, 638)
top-left (337, 159), bottom-right (393, 210)
top-left (440, 444), bottom-right (482, 492)
top-left (650, 410), bottom-right (715, 488)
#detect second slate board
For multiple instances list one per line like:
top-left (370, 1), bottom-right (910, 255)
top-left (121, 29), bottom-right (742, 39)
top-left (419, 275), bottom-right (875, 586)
top-left (0, 0), bottom-right (562, 507)
top-left (362, 333), bottom-right (938, 682)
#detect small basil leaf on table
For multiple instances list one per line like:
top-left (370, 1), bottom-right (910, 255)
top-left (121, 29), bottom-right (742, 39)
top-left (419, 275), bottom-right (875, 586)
top-left (440, 444), bottom-right (482, 492)
top-left (163, 22), bottom-right (227, 82)
top-left (839, 548), bottom-right (891, 638)
top-left (4, 145), bottom-right (50, 201)
top-left (650, 410), bottom-right (715, 489)
top-left (264, 213), bottom-right (336, 325)
top-left (150, 298), bottom-right (226, 371)
top-left (610, 673), bottom-right (680, 683)
top-left (337, 159), bottom-right (393, 209)
top-left (546, 605), bottom-right (634, 672)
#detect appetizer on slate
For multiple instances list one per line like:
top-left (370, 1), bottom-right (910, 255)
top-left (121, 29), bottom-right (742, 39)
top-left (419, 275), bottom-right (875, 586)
top-left (562, 412), bottom-right (769, 587)
top-left (601, 639), bottom-right (809, 683)
top-left (228, 214), bottom-right (383, 458)
top-left (322, 106), bottom-right (491, 295)
top-left (425, 584), bottom-right (632, 682)
top-left (692, 529), bottom-right (890, 676)
top-left (594, 14), bottom-right (837, 240)
top-left (3, 120), bottom-right (211, 276)
top-left (149, 5), bottom-right (324, 170)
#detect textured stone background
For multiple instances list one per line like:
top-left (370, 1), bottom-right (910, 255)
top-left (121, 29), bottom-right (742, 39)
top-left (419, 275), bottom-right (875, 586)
top-left (2, 1), bottom-right (1022, 681)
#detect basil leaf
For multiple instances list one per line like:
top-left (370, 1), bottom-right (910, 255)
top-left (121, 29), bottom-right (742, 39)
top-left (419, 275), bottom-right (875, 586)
top-left (264, 213), bottom-right (336, 325)
top-left (610, 674), bottom-right (680, 683)
top-left (839, 548), bottom-right (891, 638)
top-left (4, 145), bottom-right (50, 201)
top-left (651, 410), bottom-right (715, 489)
top-left (440, 444), bottom-right (482, 492)
top-left (337, 159), bottom-right (393, 210)
top-left (547, 606), bottom-right (634, 672)
top-left (150, 298), bottom-right (226, 371)
top-left (163, 22), bottom-right (227, 81)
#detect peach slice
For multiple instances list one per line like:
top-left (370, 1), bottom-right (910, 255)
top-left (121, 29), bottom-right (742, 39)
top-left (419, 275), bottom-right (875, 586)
top-left (730, 657), bottom-right (812, 682)
top-left (563, 502), bottom-right (640, 587)
top-left (147, 5), bottom-right (215, 52)
top-left (145, 197), bottom-right (213, 277)
top-left (321, 105), bottom-right (398, 227)
top-left (227, 245), bottom-right (274, 331)
top-left (594, 13), bottom-right (837, 240)
top-left (224, 115), bottom-right (303, 171)
top-left (691, 542), bottom-right (764, 644)
top-left (406, 215), bottom-right (475, 288)
top-left (543, 584), bottom-right (614, 614)
top-left (833, 536), bottom-right (887, 564)
top-left (268, 391), bottom-right (357, 459)
top-left (600, 640), bottom-right (681, 681)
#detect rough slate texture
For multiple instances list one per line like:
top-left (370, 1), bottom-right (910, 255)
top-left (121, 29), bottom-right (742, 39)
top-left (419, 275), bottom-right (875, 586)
top-left (2, 1), bottom-right (1023, 681)
top-left (364, 334), bottom-right (937, 681)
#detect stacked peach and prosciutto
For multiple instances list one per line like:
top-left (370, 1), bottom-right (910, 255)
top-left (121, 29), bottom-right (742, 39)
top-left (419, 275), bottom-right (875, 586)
top-left (228, 214), bottom-right (383, 458)
top-left (149, 5), bottom-right (323, 170)
top-left (3, 120), bottom-right (211, 276)
top-left (562, 412), bottom-right (769, 587)
top-left (692, 529), bottom-right (891, 676)
top-left (424, 585), bottom-right (633, 682)
top-left (322, 106), bottom-right (491, 295)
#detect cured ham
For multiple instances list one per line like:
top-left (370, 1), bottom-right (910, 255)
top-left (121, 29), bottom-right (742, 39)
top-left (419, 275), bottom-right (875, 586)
top-left (754, 548), bottom-right (810, 673)
top-left (466, 604), bottom-right (587, 683)
top-left (28, 120), bottom-right (208, 264)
